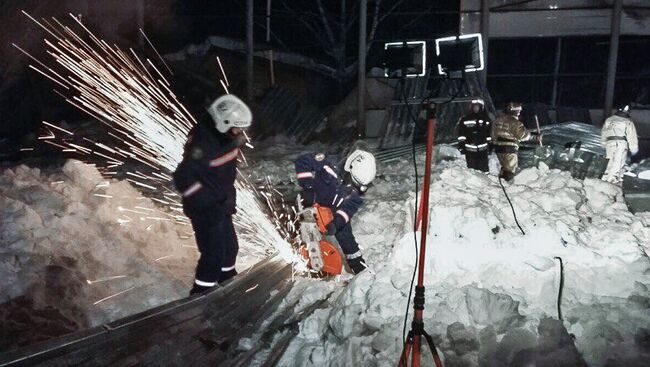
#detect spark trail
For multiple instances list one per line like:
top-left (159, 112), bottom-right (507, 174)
top-left (17, 12), bottom-right (301, 267)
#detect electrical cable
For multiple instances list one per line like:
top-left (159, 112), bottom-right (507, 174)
top-left (498, 176), bottom-right (526, 235)
top-left (399, 76), bottom-right (464, 345)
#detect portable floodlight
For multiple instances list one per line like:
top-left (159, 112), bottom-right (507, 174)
top-left (383, 41), bottom-right (426, 78)
top-left (435, 33), bottom-right (484, 78)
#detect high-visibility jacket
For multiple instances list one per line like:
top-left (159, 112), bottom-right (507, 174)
top-left (491, 113), bottom-right (531, 150)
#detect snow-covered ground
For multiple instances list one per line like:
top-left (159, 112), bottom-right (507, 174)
top-left (242, 144), bottom-right (650, 367)
top-left (3, 140), bottom-right (650, 366)
top-left (0, 159), bottom-right (270, 349)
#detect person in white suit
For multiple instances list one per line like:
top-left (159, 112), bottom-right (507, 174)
top-left (601, 105), bottom-right (638, 183)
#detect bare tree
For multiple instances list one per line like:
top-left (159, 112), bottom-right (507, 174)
top-left (279, 0), bottom-right (405, 87)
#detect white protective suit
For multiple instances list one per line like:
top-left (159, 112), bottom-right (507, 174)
top-left (601, 113), bottom-right (638, 183)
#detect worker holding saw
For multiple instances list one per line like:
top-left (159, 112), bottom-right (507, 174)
top-left (294, 144), bottom-right (377, 275)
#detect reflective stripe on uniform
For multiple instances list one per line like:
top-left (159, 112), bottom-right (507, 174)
top-left (336, 210), bottom-right (350, 223)
top-left (606, 136), bottom-right (627, 141)
top-left (323, 165), bottom-right (338, 178)
top-left (346, 251), bottom-right (362, 260)
top-left (183, 182), bottom-right (203, 197)
top-left (297, 172), bottom-right (314, 179)
top-left (195, 279), bottom-right (216, 287)
top-left (465, 143), bottom-right (489, 151)
top-left (221, 265), bottom-right (236, 272)
top-left (458, 136), bottom-right (467, 141)
top-left (464, 120), bottom-right (477, 126)
top-left (209, 148), bottom-right (239, 167)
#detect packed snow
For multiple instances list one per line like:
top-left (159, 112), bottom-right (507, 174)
top-left (242, 144), bottom-right (650, 367)
top-left (2, 141), bottom-right (650, 366)
top-left (0, 159), bottom-right (271, 349)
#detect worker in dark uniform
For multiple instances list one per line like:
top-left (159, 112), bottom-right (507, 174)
top-left (457, 99), bottom-right (492, 172)
top-left (173, 94), bottom-right (251, 295)
top-left (294, 146), bottom-right (377, 274)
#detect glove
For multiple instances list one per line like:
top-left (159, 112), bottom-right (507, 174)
top-left (325, 222), bottom-right (337, 236)
top-left (458, 143), bottom-right (466, 155)
top-left (301, 189), bottom-right (314, 207)
top-left (630, 148), bottom-right (639, 156)
top-left (232, 133), bottom-right (248, 148)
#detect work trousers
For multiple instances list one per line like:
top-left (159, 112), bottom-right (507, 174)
top-left (334, 222), bottom-right (363, 262)
top-left (465, 150), bottom-right (489, 172)
top-left (602, 141), bottom-right (628, 183)
top-left (496, 152), bottom-right (518, 181)
top-left (186, 208), bottom-right (239, 287)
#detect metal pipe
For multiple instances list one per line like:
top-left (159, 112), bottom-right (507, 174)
top-left (603, 0), bottom-right (623, 124)
top-left (357, 0), bottom-right (367, 138)
top-left (551, 37), bottom-right (562, 108)
top-left (246, 0), bottom-right (254, 102)
top-left (480, 0), bottom-right (490, 86)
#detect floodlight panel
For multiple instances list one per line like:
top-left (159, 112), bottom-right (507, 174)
top-left (434, 33), bottom-right (484, 76)
top-left (383, 41), bottom-right (426, 78)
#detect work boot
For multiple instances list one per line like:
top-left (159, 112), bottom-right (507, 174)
top-left (499, 170), bottom-right (515, 182)
top-left (348, 257), bottom-right (368, 275)
top-left (218, 269), bottom-right (238, 284)
top-left (189, 283), bottom-right (214, 296)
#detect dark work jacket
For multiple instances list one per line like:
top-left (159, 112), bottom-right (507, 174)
top-left (457, 111), bottom-right (492, 152)
top-left (173, 119), bottom-right (239, 216)
top-left (295, 152), bottom-right (363, 230)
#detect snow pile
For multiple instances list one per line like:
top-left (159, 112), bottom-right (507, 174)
top-left (0, 160), bottom-right (269, 349)
top-left (272, 151), bottom-right (650, 366)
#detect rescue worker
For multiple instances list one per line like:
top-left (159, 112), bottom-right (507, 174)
top-left (457, 99), bottom-right (492, 172)
top-left (173, 94), bottom-right (251, 295)
top-left (601, 105), bottom-right (638, 183)
top-left (491, 102), bottom-right (537, 181)
top-left (294, 144), bottom-right (376, 274)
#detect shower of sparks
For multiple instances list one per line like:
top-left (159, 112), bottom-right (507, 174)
top-left (220, 79), bottom-right (230, 94)
top-left (19, 12), bottom-right (305, 273)
top-left (216, 56), bottom-right (230, 87)
top-left (139, 28), bottom-right (173, 75)
top-left (93, 286), bottom-right (136, 305)
top-left (86, 275), bottom-right (128, 285)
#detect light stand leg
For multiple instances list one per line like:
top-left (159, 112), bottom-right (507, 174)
top-left (397, 103), bottom-right (443, 367)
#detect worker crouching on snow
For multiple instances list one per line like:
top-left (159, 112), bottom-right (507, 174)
top-left (173, 94), bottom-right (251, 295)
top-left (294, 145), bottom-right (377, 274)
top-left (457, 99), bottom-right (492, 172)
top-left (491, 102), bottom-right (538, 181)
top-left (601, 105), bottom-right (638, 183)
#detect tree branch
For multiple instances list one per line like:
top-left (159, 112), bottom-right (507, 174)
top-left (378, 0), bottom-right (406, 24)
top-left (315, 0), bottom-right (336, 46)
top-left (279, 0), bottom-right (331, 49)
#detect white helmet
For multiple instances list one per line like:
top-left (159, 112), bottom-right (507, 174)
top-left (344, 149), bottom-right (376, 192)
top-left (207, 94), bottom-right (252, 133)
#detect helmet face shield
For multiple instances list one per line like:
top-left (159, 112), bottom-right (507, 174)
top-left (344, 149), bottom-right (377, 189)
top-left (506, 102), bottom-right (523, 117)
top-left (208, 94), bottom-right (252, 133)
top-left (470, 99), bottom-right (484, 112)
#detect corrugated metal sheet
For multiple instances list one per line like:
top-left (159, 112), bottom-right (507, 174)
top-left (519, 122), bottom-right (608, 179)
top-left (623, 158), bottom-right (650, 213)
top-left (253, 87), bottom-right (326, 144)
top-left (378, 78), bottom-right (429, 149)
top-left (378, 74), bottom-right (495, 149)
